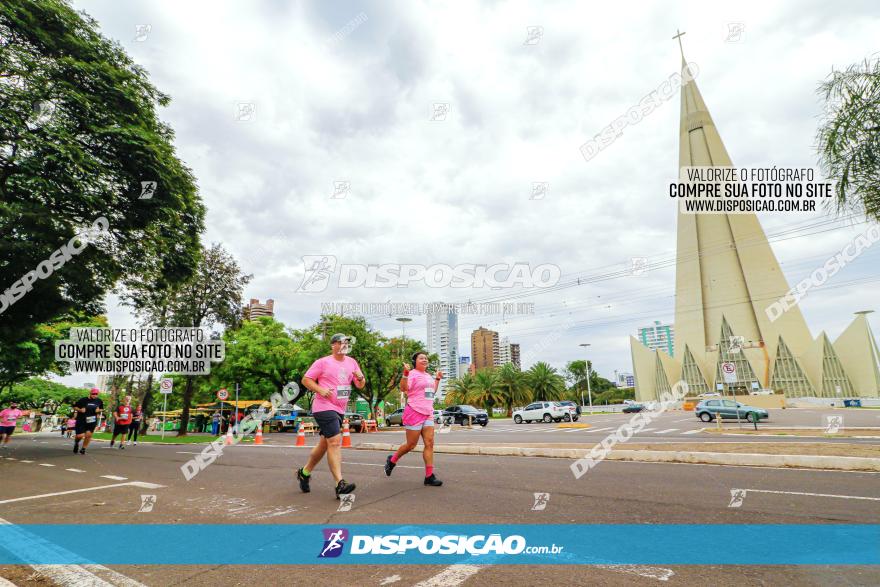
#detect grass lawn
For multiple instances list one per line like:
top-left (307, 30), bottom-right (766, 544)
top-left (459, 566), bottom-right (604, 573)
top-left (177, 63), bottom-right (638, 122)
top-left (89, 432), bottom-right (255, 444)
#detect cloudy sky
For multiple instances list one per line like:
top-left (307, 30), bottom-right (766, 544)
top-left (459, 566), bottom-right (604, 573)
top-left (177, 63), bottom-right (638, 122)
top-left (63, 0), bottom-right (880, 387)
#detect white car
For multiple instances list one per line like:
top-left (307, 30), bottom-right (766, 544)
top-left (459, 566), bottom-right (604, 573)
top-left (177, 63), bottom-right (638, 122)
top-left (513, 401), bottom-right (577, 424)
top-left (749, 389), bottom-right (775, 396)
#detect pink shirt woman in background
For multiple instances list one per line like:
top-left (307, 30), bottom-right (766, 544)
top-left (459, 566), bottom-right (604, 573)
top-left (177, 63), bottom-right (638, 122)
top-left (384, 351), bottom-right (443, 486)
top-left (0, 403), bottom-right (29, 447)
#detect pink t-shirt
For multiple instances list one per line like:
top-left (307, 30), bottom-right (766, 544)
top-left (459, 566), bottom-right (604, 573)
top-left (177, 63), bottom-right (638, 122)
top-left (67, 418), bottom-right (77, 428)
top-left (406, 370), bottom-right (437, 416)
top-left (305, 355), bottom-right (362, 414)
top-left (0, 408), bottom-right (23, 427)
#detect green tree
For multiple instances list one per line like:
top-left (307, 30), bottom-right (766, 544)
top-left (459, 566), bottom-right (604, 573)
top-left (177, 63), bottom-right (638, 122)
top-left (497, 363), bottom-right (530, 416)
top-left (816, 56), bottom-right (880, 221)
top-left (0, 377), bottom-right (83, 413)
top-left (0, 313), bottom-right (106, 393)
top-left (168, 244), bottom-right (250, 436)
top-left (468, 368), bottom-right (504, 413)
top-left (0, 0), bottom-right (205, 352)
top-left (525, 362), bottom-right (566, 402)
top-left (444, 372), bottom-right (475, 406)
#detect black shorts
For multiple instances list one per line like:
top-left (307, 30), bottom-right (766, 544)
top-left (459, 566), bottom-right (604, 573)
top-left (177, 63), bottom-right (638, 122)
top-left (75, 420), bottom-right (98, 434)
top-left (0, 426), bottom-right (15, 436)
top-left (114, 423), bottom-right (129, 435)
top-left (313, 410), bottom-right (344, 438)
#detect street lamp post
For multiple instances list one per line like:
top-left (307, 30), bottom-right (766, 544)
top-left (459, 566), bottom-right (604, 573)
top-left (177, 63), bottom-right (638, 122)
top-left (396, 317), bottom-right (412, 409)
top-left (579, 343), bottom-right (593, 414)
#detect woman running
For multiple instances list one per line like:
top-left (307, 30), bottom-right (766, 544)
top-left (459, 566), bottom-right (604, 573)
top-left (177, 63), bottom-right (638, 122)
top-left (384, 352), bottom-right (443, 486)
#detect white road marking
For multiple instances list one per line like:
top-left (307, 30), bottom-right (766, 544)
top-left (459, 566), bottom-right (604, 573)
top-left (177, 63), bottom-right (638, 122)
top-left (0, 481), bottom-right (163, 505)
top-left (736, 488), bottom-right (880, 501)
top-left (20, 460), bottom-right (34, 463)
top-left (655, 429), bottom-right (679, 434)
top-left (412, 564), bottom-right (482, 587)
top-left (65, 468), bottom-right (86, 473)
top-left (0, 515), bottom-right (147, 587)
top-left (681, 430), bottom-right (701, 435)
top-left (597, 565), bottom-right (675, 582)
top-left (100, 475), bottom-right (128, 480)
top-left (591, 427), bottom-right (615, 433)
top-left (39, 463), bottom-right (55, 467)
top-left (639, 429), bottom-right (656, 433)
top-left (380, 574), bottom-right (402, 585)
top-left (675, 418), bottom-right (695, 423)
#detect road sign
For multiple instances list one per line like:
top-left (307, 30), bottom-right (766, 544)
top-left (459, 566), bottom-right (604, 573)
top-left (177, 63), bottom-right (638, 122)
top-left (217, 388), bottom-right (229, 401)
top-left (160, 378), bottom-right (173, 394)
top-left (721, 362), bottom-right (737, 384)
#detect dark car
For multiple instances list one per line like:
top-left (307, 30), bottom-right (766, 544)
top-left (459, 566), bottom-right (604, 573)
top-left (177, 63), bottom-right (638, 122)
top-left (344, 412), bottom-right (365, 433)
top-left (695, 399), bottom-right (768, 422)
top-left (557, 400), bottom-right (582, 416)
top-left (622, 404), bottom-right (645, 413)
top-left (385, 408), bottom-right (405, 426)
top-left (441, 405), bottom-right (488, 427)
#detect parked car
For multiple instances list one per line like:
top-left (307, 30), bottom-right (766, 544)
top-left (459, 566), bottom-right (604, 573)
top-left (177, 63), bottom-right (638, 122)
top-left (695, 399), bottom-right (769, 422)
top-left (385, 408), bottom-right (405, 426)
top-left (557, 400), bottom-right (582, 416)
top-left (344, 412), bottom-right (365, 433)
top-left (433, 409), bottom-right (444, 424)
top-left (749, 389), bottom-right (775, 396)
top-left (622, 403), bottom-right (645, 413)
top-left (441, 405), bottom-right (488, 426)
top-left (513, 401), bottom-right (577, 424)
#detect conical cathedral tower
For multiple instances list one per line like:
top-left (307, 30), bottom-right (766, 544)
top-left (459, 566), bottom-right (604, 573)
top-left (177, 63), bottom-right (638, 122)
top-left (630, 44), bottom-right (878, 400)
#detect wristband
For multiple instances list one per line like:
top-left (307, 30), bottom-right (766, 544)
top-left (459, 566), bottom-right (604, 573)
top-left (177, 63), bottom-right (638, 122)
top-left (403, 368), bottom-right (410, 376)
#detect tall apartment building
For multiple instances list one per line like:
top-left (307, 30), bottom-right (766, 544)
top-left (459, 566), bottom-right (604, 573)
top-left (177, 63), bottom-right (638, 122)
top-left (496, 337), bottom-right (522, 369)
top-left (471, 327), bottom-right (499, 371)
top-left (244, 298), bottom-right (275, 320)
top-left (426, 305), bottom-right (459, 396)
top-left (637, 320), bottom-right (674, 356)
top-left (510, 343), bottom-right (521, 369)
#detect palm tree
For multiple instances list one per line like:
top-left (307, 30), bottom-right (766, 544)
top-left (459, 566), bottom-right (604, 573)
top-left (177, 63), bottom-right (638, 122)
top-left (526, 362), bottom-right (566, 402)
top-left (816, 56), bottom-right (880, 221)
top-left (444, 372), bottom-right (475, 406)
top-left (497, 363), bottom-right (530, 416)
top-left (469, 369), bottom-right (504, 413)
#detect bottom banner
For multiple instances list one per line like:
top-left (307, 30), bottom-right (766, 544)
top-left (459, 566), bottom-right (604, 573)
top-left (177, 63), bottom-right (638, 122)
top-left (0, 524), bottom-right (877, 565)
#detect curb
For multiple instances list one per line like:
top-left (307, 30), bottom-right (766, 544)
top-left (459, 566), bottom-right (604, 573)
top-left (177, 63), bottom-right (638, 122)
top-left (354, 443), bottom-right (880, 472)
top-left (557, 423), bottom-right (591, 429)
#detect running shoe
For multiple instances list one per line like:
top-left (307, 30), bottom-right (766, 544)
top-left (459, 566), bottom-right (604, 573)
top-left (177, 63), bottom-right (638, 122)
top-left (119, 444), bottom-right (125, 450)
top-left (424, 474), bottom-right (443, 487)
top-left (384, 455), bottom-right (396, 476)
top-left (109, 440), bottom-right (114, 447)
top-left (79, 448), bottom-right (86, 455)
top-left (296, 468), bottom-right (311, 493)
top-left (335, 479), bottom-right (356, 499)
top-left (73, 442), bottom-right (79, 454)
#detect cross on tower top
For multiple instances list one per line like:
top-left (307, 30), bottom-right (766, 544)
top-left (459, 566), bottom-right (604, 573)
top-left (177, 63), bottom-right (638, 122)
top-left (672, 29), bottom-right (686, 59)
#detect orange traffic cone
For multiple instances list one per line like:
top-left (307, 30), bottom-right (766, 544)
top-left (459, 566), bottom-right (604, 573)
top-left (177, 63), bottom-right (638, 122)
top-left (254, 425), bottom-right (263, 445)
top-left (224, 427), bottom-right (233, 445)
top-left (341, 419), bottom-right (352, 448)
top-left (295, 427), bottom-right (306, 446)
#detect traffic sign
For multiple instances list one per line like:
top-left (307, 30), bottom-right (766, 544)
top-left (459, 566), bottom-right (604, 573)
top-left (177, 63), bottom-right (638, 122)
top-left (217, 388), bottom-right (229, 400)
top-left (160, 378), bottom-right (173, 394)
top-left (721, 362), bottom-right (737, 384)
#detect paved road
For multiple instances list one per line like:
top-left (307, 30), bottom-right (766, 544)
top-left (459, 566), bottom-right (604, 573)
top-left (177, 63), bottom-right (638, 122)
top-left (1, 432), bottom-right (878, 586)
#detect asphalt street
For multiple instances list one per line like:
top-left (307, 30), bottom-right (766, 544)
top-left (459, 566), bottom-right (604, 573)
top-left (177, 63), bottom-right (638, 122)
top-left (1, 429), bottom-right (878, 586)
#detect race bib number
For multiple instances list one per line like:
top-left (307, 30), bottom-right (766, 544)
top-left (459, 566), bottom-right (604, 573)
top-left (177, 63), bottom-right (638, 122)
top-left (85, 416), bottom-right (96, 423)
top-left (336, 385), bottom-right (351, 399)
top-left (424, 389), bottom-right (435, 400)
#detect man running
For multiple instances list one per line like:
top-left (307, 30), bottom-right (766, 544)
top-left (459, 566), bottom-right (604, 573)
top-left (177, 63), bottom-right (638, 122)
top-left (297, 333), bottom-right (365, 499)
top-left (384, 352), bottom-right (443, 486)
top-left (73, 388), bottom-right (104, 454)
top-left (128, 403), bottom-right (143, 445)
top-left (110, 395), bottom-right (133, 449)
top-left (0, 403), bottom-right (29, 448)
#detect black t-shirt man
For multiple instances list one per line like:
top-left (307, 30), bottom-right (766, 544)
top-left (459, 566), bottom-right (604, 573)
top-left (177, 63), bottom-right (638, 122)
top-left (74, 395), bottom-right (104, 429)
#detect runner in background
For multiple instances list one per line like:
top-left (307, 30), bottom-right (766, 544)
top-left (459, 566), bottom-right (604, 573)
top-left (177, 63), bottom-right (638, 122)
top-left (65, 415), bottom-right (76, 438)
top-left (127, 402), bottom-right (143, 445)
top-left (384, 352), bottom-right (443, 486)
top-left (0, 402), bottom-right (29, 448)
top-left (110, 395), bottom-right (133, 449)
top-left (73, 388), bottom-right (104, 455)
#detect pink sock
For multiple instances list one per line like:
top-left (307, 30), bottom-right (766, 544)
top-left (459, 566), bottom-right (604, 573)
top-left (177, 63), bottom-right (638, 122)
top-left (390, 454), bottom-right (399, 464)
top-left (425, 465), bottom-right (434, 477)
